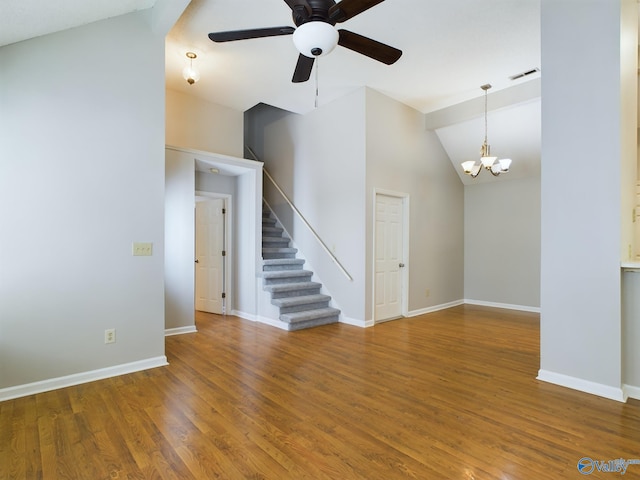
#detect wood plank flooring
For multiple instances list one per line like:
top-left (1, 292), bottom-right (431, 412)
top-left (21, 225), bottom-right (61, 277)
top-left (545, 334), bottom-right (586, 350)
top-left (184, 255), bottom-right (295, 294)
top-left (2, 305), bottom-right (640, 479)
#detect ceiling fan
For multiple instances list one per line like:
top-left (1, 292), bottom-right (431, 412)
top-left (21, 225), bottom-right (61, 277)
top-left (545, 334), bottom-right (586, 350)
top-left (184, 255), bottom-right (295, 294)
top-left (208, 0), bottom-right (402, 83)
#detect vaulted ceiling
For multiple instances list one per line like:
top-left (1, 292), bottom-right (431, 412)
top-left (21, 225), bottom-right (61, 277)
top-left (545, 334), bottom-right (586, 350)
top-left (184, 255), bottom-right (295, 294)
top-left (165, 0), bottom-right (541, 115)
top-left (1, 0), bottom-right (551, 184)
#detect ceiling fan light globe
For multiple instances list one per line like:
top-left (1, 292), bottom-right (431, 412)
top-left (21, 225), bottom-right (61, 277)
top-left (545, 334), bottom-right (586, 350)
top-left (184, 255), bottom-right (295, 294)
top-left (293, 21), bottom-right (339, 58)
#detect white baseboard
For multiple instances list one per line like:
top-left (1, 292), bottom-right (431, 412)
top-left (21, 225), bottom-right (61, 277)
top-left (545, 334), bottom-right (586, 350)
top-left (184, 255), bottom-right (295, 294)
top-left (231, 309), bottom-right (256, 322)
top-left (0, 356), bottom-right (168, 402)
top-left (464, 299), bottom-right (540, 313)
top-left (165, 326), bottom-right (197, 336)
top-left (255, 315), bottom-right (289, 330)
top-left (537, 369), bottom-right (627, 403)
top-left (624, 384), bottom-right (640, 401)
top-left (408, 299), bottom-right (464, 317)
top-left (339, 315), bottom-right (372, 328)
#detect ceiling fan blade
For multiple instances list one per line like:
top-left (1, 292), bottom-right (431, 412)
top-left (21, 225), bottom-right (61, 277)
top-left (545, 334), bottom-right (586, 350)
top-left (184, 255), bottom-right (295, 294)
top-left (329, 0), bottom-right (385, 23)
top-left (208, 26), bottom-right (295, 43)
top-left (338, 29), bottom-right (402, 65)
top-left (292, 54), bottom-right (315, 83)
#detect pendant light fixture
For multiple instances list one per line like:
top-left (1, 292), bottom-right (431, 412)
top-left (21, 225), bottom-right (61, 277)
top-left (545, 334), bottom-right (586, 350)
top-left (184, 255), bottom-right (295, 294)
top-left (182, 52), bottom-right (200, 85)
top-left (461, 84), bottom-right (512, 178)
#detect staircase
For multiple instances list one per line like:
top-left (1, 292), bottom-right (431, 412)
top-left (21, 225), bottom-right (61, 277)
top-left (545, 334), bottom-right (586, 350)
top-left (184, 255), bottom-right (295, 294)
top-left (262, 206), bottom-right (340, 331)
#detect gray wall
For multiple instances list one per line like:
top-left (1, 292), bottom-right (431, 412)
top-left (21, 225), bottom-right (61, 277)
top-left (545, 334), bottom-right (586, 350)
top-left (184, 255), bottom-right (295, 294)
top-left (196, 171), bottom-right (236, 196)
top-left (0, 11), bottom-right (169, 391)
top-left (365, 89), bottom-right (464, 318)
top-left (166, 89), bottom-right (243, 157)
top-left (246, 88), bottom-right (464, 324)
top-left (464, 176), bottom-right (541, 309)
top-left (165, 150), bottom-right (195, 331)
top-left (539, 0), bottom-right (637, 400)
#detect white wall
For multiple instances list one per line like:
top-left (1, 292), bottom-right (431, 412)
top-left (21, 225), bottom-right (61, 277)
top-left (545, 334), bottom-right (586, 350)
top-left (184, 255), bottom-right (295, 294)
top-left (365, 89), bottom-right (464, 318)
top-left (464, 177), bottom-right (541, 310)
top-left (539, 0), bottom-right (636, 401)
top-left (166, 89), bottom-right (244, 157)
top-left (0, 11), bottom-right (168, 394)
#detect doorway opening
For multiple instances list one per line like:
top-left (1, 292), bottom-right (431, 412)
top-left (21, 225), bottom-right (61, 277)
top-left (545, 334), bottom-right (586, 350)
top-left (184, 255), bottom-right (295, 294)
top-left (195, 192), bottom-right (232, 316)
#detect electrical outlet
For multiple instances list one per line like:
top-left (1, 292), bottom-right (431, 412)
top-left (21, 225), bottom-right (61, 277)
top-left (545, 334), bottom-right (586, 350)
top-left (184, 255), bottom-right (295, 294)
top-left (132, 242), bottom-right (153, 256)
top-left (425, 288), bottom-right (430, 298)
top-left (105, 328), bottom-right (116, 344)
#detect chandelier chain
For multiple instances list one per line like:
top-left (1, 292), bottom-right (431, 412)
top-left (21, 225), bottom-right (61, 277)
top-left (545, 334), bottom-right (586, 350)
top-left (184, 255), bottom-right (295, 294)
top-left (484, 87), bottom-right (488, 144)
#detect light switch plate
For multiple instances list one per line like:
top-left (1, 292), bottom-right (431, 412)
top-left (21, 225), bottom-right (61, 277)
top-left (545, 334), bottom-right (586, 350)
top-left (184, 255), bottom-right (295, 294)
top-left (132, 242), bottom-right (153, 256)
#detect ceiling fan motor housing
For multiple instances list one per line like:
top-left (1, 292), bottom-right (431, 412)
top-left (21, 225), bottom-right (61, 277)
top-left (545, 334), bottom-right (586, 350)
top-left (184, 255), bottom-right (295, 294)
top-left (292, 21), bottom-right (339, 58)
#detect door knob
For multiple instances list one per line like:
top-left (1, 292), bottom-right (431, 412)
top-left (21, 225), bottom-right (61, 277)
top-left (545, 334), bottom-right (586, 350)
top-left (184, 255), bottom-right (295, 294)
top-left (195, 259), bottom-right (199, 263)
top-left (399, 263), bottom-right (405, 268)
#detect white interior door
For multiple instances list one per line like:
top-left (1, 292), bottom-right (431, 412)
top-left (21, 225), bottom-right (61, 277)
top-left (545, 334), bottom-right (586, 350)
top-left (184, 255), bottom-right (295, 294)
top-left (375, 194), bottom-right (404, 321)
top-left (195, 198), bottom-right (224, 314)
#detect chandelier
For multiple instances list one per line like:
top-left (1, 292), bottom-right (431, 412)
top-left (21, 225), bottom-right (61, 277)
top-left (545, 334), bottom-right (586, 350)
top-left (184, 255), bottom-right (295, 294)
top-left (461, 84), bottom-right (512, 178)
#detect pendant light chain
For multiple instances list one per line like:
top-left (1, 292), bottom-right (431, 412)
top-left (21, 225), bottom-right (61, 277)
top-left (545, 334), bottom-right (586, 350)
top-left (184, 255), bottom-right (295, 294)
top-left (314, 59), bottom-right (319, 109)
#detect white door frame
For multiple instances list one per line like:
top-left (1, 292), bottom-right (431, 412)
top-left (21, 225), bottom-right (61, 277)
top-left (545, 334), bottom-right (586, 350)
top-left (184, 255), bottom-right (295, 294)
top-left (372, 188), bottom-right (410, 323)
top-left (195, 190), bottom-right (233, 315)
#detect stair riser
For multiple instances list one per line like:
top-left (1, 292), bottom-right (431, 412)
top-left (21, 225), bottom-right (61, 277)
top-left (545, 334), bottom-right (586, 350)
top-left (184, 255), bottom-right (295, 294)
top-left (279, 301), bottom-right (331, 314)
top-left (264, 275), bottom-right (313, 286)
top-left (286, 315), bottom-right (340, 331)
top-left (270, 287), bottom-right (321, 299)
top-left (263, 252), bottom-right (297, 259)
top-left (263, 240), bottom-right (290, 248)
top-left (263, 264), bottom-right (304, 272)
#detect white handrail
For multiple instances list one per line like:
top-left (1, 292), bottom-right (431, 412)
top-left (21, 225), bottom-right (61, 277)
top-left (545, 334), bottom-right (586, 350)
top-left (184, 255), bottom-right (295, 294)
top-left (247, 146), bottom-right (353, 282)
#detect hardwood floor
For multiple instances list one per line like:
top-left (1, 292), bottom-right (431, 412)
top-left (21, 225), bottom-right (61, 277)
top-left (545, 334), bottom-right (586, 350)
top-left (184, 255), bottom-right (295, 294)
top-left (2, 305), bottom-right (640, 479)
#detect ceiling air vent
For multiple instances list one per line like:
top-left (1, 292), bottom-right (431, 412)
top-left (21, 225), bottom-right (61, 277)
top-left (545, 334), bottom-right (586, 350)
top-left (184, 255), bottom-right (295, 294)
top-left (509, 68), bottom-right (540, 81)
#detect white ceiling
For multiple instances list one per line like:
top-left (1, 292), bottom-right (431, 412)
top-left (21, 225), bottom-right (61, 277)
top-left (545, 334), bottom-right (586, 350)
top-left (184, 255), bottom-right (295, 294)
top-left (165, 0), bottom-right (541, 115)
top-left (0, 0), bottom-right (157, 47)
top-left (0, 0), bottom-right (547, 184)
